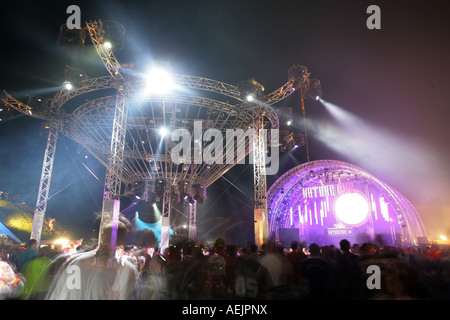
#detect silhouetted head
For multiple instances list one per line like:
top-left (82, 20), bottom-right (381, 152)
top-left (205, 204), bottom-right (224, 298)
top-left (309, 243), bottom-right (320, 256)
top-left (213, 237), bottom-right (225, 251)
top-left (340, 239), bottom-right (351, 252)
top-left (26, 239), bottom-right (37, 248)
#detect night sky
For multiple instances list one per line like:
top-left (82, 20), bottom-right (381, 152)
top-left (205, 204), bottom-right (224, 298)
top-left (0, 0), bottom-right (449, 244)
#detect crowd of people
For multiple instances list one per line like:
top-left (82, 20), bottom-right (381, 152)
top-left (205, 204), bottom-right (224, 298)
top-left (0, 191), bottom-right (21, 203)
top-left (0, 222), bottom-right (449, 300)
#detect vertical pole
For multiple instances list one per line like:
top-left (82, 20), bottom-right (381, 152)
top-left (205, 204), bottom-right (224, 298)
top-left (99, 84), bottom-right (128, 247)
top-left (160, 190), bottom-right (171, 253)
top-left (253, 114), bottom-right (269, 247)
top-left (188, 201), bottom-right (197, 242)
top-left (300, 85), bottom-right (310, 162)
top-left (31, 125), bottom-right (58, 246)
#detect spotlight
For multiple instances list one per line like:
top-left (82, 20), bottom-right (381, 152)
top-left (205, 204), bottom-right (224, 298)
top-left (57, 23), bottom-right (86, 56)
top-left (144, 67), bottom-right (174, 95)
top-left (304, 79), bottom-right (322, 100)
top-left (63, 81), bottom-right (73, 91)
top-left (159, 127), bottom-right (168, 137)
top-left (102, 20), bottom-right (126, 52)
top-left (288, 64), bottom-right (310, 89)
top-left (193, 184), bottom-right (206, 204)
top-left (279, 107), bottom-right (293, 128)
top-left (135, 195), bottom-right (141, 200)
top-left (63, 66), bottom-right (87, 90)
top-left (238, 78), bottom-right (265, 102)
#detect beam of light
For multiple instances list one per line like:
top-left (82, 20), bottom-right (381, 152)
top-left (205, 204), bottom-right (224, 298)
top-left (81, 162), bottom-right (101, 182)
top-left (311, 98), bottom-right (444, 203)
top-left (318, 98), bottom-right (360, 126)
top-left (7, 87), bottom-right (64, 99)
top-left (159, 127), bottom-right (168, 137)
top-left (121, 201), bottom-right (137, 214)
top-left (63, 81), bottom-right (73, 91)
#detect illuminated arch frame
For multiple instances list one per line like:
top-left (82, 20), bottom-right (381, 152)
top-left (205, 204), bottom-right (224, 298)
top-left (267, 160), bottom-right (427, 246)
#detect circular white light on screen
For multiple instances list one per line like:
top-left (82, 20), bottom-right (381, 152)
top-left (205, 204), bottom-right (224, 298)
top-left (333, 192), bottom-right (370, 226)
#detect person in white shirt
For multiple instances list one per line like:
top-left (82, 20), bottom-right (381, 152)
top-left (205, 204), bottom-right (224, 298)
top-left (47, 221), bottom-right (138, 300)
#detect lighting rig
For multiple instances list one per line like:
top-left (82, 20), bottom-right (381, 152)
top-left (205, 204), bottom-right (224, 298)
top-left (2, 19), bottom-right (322, 249)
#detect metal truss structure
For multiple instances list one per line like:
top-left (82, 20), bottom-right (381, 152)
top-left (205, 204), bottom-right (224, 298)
top-left (253, 114), bottom-right (269, 246)
top-left (1, 19), bottom-right (312, 249)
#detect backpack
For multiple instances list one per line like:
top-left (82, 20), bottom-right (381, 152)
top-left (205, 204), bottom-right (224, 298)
top-left (205, 253), bottom-right (228, 297)
top-left (207, 253), bottom-right (226, 277)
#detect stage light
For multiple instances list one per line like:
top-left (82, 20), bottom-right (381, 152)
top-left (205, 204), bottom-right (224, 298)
top-left (159, 127), bottom-right (168, 137)
top-left (102, 20), bottom-right (126, 52)
top-left (63, 81), bottom-right (73, 91)
top-left (57, 23), bottom-right (86, 56)
top-left (440, 235), bottom-right (448, 241)
top-left (238, 78), bottom-right (264, 102)
top-left (135, 195), bottom-right (141, 200)
top-left (287, 120), bottom-right (292, 126)
top-left (304, 78), bottom-right (322, 100)
top-left (54, 238), bottom-right (69, 249)
top-left (334, 192), bottom-right (370, 226)
top-left (144, 67), bottom-right (174, 95)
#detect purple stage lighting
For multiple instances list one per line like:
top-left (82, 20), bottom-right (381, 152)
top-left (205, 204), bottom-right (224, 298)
top-left (267, 160), bottom-right (427, 247)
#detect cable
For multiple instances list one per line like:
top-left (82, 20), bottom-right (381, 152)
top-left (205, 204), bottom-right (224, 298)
top-left (61, 137), bottom-right (102, 210)
top-left (197, 164), bottom-right (251, 222)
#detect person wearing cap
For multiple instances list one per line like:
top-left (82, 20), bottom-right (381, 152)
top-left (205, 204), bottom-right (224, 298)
top-left (204, 237), bottom-right (233, 298)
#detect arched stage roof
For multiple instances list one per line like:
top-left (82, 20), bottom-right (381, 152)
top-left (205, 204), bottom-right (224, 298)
top-left (267, 160), bottom-right (427, 247)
